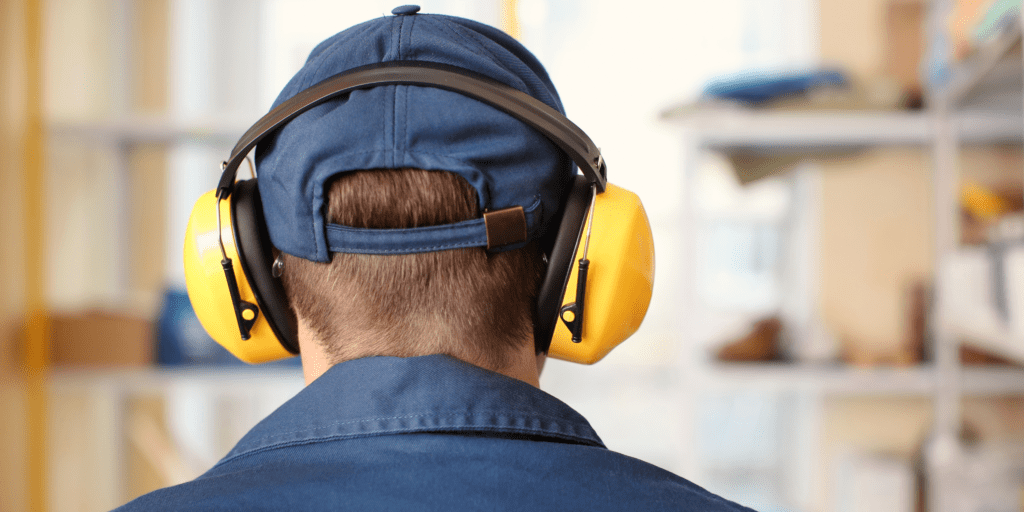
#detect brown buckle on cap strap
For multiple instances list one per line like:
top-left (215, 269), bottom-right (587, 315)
top-left (484, 206), bottom-right (528, 250)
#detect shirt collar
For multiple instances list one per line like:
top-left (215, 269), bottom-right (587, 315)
top-left (219, 355), bottom-right (605, 466)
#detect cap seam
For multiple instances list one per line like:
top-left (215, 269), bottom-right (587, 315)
top-left (432, 18), bottom-right (524, 92)
top-left (404, 15), bottom-right (414, 148)
top-left (394, 15), bottom-right (403, 158)
top-left (397, 13), bottom-right (405, 60)
top-left (403, 85), bottom-right (410, 151)
top-left (392, 85), bottom-right (398, 158)
top-left (382, 79), bottom-right (389, 169)
top-left (432, 17), bottom-right (560, 110)
top-left (306, 22), bottom-right (375, 91)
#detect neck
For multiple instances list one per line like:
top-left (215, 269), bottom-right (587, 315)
top-left (296, 318), bottom-right (542, 387)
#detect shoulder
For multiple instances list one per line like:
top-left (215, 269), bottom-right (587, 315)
top-left (113, 434), bottom-right (755, 512)
top-left (523, 441), bottom-right (756, 511)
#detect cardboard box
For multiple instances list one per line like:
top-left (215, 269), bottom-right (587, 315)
top-left (49, 310), bottom-right (154, 367)
top-left (885, 1), bottom-right (925, 92)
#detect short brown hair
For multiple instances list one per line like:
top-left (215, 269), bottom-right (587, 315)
top-left (281, 169), bottom-right (543, 370)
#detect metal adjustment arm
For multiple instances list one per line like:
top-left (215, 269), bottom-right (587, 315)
top-left (558, 185), bottom-right (598, 343)
top-left (215, 161), bottom-right (260, 340)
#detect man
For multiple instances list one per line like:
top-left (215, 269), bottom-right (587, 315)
top-left (117, 6), bottom-right (753, 511)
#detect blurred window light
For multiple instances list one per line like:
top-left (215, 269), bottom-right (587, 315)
top-left (699, 219), bottom-right (783, 311)
top-left (258, 0), bottom-right (501, 110)
top-left (695, 156), bottom-right (794, 218)
top-left (693, 157), bottom-right (795, 312)
top-left (519, 0), bottom-right (549, 27)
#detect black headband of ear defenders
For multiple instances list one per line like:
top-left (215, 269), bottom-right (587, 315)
top-left (217, 61), bottom-right (607, 199)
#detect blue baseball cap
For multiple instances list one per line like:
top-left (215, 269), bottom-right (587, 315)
top-left (255, 5), bottom-right (574, 262)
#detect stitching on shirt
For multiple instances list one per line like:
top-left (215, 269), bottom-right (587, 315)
top-left (216, 423), bottom-right (605, 468)
top-left (258, 410), bottom-right (587, 439)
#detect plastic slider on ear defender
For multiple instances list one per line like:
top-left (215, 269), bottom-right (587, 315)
top-left (221, 257), bottom-right (260, 340)
top-left (559, 258), bottom-right (590, 343)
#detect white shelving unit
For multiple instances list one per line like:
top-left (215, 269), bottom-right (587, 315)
top-left (943, 19), bottom-right (1023, 108)
top-left (932, 28), bottom-right (1024, 366)
top-left (701, 363), bottom-right (1024, 396)
top-left (661, 108), bottom-right (1021, 149)
top-left (926, 7), bottom-right (1023, 512)
top-left (663, 10), bottom-right (1024, 512)
top-left (938, 246), bottom-right (1024, 364)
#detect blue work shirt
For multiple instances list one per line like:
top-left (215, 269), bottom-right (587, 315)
top-left (115, 355), bottom-right (753, 511)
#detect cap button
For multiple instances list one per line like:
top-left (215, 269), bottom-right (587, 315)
top-left (391, 5), bottom-right (420, 15)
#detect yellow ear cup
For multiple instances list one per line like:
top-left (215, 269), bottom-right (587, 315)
top-left (547, 184), bottom-right (655, 364)
top-left (183, 190), bottom-right (294, 363)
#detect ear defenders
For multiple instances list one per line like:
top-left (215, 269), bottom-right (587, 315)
top-left (183, 61), bottom-right (654, 365)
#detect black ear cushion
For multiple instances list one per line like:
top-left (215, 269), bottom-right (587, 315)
top-left (534, 175), bottom-right (592, 354)
top-left (231, 180), bottom-right (301, 354)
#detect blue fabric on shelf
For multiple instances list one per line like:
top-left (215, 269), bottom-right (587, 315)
top-left (157, 288), bottom-right (299, 367)
top-left (702, 70), bottom-right (848, 105)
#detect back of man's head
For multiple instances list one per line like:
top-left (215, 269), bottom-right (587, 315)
top-left (256, 9), bottom-right (573, 373)
top-left (281, 169), bottom-right (543, 371)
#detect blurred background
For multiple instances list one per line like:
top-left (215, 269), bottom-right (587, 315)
top-left (2, 0), bottom-right (1023, 511)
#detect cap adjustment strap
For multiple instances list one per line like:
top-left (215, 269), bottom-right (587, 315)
top-left (484, 206), bottom-right (527, 250)
top-left (323, 197), bottom-right (540, 255)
